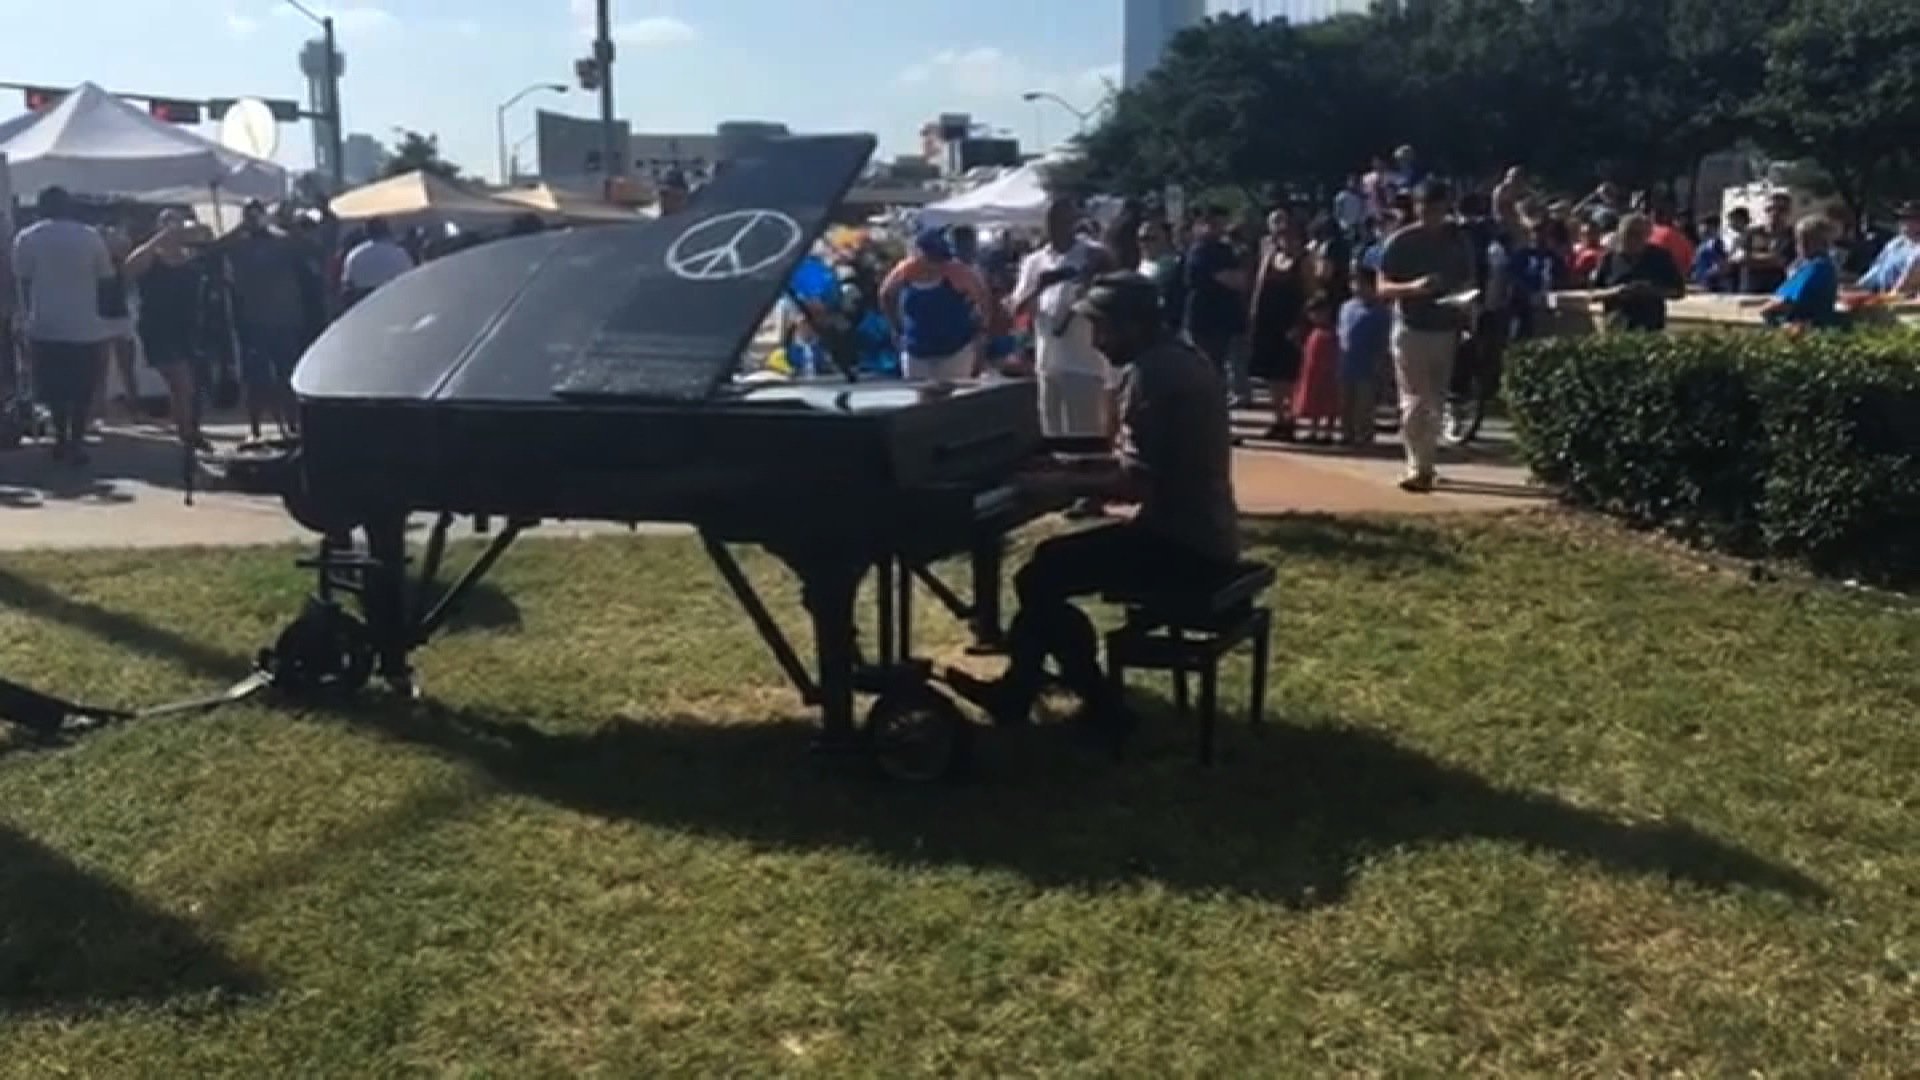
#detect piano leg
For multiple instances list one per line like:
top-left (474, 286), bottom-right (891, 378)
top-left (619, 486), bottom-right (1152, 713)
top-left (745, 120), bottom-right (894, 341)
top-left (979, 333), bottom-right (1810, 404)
top-left (784, 549), bottom-right (869, 755)
top-left (362, 512), bottom-right (415, 693)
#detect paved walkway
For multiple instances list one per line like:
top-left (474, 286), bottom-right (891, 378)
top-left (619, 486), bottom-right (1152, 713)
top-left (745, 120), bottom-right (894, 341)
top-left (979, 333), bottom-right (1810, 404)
top-left (0, 412), bottom-right (1543, 552)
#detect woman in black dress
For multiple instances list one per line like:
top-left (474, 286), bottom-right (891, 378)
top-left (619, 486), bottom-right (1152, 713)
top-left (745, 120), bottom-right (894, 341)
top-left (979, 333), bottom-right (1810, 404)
top-left (123, 209), bottom-right (209, 449)
top-left (1248, 207), bottom-right (1310, 441)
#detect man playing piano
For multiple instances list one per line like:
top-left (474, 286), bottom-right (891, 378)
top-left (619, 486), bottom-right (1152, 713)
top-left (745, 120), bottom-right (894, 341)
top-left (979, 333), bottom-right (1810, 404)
top-left (950, 274), bottom-right (1240, 748)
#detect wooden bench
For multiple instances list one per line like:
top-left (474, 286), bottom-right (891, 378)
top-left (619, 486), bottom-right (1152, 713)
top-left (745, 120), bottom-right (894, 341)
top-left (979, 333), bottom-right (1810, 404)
top-left (1103, 561), bottom-right (1276, 765)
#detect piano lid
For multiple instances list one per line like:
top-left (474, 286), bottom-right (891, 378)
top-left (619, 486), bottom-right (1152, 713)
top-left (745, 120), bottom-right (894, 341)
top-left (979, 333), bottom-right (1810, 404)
top-left (292, 133), bottom-right (877, 406)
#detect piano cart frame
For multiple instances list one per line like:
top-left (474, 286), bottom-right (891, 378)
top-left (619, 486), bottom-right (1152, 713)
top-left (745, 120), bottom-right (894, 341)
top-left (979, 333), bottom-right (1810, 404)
top-left (262, 510), bottom-right (1022, 783)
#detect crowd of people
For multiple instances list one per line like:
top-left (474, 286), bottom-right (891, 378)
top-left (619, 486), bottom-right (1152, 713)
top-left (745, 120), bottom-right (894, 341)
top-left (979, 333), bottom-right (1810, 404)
top-left (820, 145), bottom-right (1920, 493)
top-left (11, 145), bottom-right (1919, 497)
top-left (4, 184), bottom-right (550, 463)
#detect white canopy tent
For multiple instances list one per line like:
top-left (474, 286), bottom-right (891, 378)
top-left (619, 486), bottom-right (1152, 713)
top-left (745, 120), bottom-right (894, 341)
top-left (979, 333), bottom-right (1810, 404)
top-left (916, 162), bottom-right (1053, 229)
top-left (0, 82), bottom-right (286, 203)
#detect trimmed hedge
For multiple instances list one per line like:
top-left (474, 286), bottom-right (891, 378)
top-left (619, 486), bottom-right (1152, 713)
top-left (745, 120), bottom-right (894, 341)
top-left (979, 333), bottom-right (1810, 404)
top-left (1507, 329), bottom-right (1920, 584)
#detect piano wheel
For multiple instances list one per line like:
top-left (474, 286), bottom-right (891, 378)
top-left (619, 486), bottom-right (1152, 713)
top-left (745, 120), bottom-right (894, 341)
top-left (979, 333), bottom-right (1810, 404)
top-left (863, 684), bottom-right (974, 784)
top-left (262, 601), bottom-right (375, 699)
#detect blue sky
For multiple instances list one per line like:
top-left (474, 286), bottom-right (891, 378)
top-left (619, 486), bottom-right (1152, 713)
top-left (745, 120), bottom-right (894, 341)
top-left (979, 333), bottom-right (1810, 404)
top-left (0, 0), bottom-right (1143, 180)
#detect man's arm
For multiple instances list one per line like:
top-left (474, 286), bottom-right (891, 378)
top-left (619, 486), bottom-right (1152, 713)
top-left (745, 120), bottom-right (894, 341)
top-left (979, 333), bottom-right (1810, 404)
top-left (1373, 231), bottom-right (1433, 301)
top-left (1890, 252), bottom-right (1920, 298)
top-left (9, 234), bottom-right (32, 320)
top-left (92, 230), bottom-right (115, 284)
top-left (1010, 253), bottom-right (1042, 317)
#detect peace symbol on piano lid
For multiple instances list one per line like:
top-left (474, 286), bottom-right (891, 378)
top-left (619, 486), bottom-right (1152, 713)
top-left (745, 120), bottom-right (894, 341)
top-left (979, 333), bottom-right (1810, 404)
top-left (665, 209), bottom-right (805, 282)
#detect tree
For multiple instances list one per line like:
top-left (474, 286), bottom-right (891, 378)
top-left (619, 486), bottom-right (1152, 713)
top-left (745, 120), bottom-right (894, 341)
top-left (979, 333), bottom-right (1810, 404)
top-left (1079, 0), bottom-right (1898, 217)
top-left (383, 130), bottom-right (464, 181)
top-left (1754, 0), bottom-right (1920, 216)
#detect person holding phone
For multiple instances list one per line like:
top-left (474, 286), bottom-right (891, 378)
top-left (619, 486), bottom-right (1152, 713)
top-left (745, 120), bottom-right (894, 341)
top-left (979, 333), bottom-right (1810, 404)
top-left (1013, 197), bottom-right (1112, 440)
top-left (123, 209), bottom-right (211, 449)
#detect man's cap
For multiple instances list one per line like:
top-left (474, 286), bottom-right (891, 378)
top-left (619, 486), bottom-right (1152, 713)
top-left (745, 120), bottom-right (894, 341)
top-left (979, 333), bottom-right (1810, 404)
top-left (914, 227), bottom-right (952, 260)
top-left (1070, 272), bottom-right (1162, 323)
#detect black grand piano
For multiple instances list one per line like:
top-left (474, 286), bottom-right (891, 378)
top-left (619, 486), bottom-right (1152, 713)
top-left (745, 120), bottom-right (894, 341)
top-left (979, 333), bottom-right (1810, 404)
top-left (252, 134), bottom-right (1061, 781)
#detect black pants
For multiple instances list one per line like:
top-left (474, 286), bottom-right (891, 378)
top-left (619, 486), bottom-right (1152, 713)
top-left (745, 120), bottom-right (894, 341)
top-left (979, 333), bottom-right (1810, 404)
top-left (30, 341), bottom-right (102, 446)
top-left (1002, 524), bottom-right (1232, 714)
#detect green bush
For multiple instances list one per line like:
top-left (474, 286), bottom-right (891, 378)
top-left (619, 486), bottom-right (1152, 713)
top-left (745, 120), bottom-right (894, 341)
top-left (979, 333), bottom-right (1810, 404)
top-left (1507, 329), bottom-right (1920, 583)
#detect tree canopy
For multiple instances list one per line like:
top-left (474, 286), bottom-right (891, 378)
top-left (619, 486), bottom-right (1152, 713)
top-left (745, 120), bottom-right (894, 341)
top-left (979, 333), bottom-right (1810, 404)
top-left (1084, 0), bottom-right (1908, 214)
top-left (383, 130), bottom-right (464, 181)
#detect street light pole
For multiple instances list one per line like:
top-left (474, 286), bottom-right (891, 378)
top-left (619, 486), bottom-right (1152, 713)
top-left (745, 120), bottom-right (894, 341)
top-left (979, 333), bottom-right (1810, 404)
top-left (1021, 91), bottom-right (1092, 136)
top-left (496, 83), bottom-right (567, 185)
top-left (594, 0), bottom-right (621, 185)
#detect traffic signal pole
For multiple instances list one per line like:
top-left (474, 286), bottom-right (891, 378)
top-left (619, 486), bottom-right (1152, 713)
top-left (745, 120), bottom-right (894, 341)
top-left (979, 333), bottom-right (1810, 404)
top-left (323, 15), bottom-right (345, 191)
top-left (595, 0), bottom-right (621, 184)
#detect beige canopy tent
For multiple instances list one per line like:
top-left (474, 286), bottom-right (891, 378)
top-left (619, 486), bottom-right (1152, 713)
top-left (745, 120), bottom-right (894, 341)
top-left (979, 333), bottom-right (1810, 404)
top-left (328, 170), bottom-right (528, 230)
top-left (495, 182), bottom-right (649, 225)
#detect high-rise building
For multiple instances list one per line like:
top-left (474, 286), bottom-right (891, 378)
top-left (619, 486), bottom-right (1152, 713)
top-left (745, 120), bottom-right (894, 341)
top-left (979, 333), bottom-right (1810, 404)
top-left (298, 38), bottom-right (344, 187)
top-left (1124, 0), bottom-right (1207, 88)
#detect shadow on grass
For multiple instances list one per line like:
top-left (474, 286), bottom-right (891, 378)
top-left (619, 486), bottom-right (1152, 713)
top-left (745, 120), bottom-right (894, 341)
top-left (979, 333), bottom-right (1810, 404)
top-left (0, 568), bottom-right (250, 682)
top-left (0, 824), bottom-right (265, 1017)
top-left (422, 580), bottom-right (523, 638)
top-left (1238, 513), bottom-right (1465, 570)
top-left (332, 697), bottom-right (1826, 911)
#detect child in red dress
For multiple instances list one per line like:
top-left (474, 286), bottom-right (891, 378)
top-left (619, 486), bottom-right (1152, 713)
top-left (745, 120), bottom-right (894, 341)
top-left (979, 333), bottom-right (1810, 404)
top-left (1291, 294), bottom-right (1343, 443)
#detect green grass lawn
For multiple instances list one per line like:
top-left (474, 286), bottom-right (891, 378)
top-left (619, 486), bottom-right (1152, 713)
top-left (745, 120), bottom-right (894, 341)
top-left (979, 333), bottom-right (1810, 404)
top-left (1, 514), bottom-right (1916, 1075)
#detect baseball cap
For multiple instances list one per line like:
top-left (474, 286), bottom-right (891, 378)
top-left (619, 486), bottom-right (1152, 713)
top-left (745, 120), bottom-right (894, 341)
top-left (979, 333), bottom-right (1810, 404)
top-left (914, 228), bottom-right (953, 260)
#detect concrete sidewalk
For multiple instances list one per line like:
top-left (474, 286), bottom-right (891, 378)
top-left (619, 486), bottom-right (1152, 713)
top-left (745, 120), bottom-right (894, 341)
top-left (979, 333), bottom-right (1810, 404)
top-left (0, 413), bottom-right (1544, 551)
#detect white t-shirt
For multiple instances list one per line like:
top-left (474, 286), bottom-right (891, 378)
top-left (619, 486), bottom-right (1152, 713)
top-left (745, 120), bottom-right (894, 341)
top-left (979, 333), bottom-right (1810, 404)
top-left (342, 239), bottom-right (415, 292)
top-left (1015, 238), bottom-right (1109, 379)
top-left (10, 218), bottom-right (113, 344)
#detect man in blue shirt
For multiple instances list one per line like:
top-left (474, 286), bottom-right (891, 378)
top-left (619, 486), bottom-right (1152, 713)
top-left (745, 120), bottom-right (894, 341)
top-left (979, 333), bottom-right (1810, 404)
top-left (1762, 217), bottom-right (1842, 330)
top-left (1856, 201), bottom-right (1920, 295)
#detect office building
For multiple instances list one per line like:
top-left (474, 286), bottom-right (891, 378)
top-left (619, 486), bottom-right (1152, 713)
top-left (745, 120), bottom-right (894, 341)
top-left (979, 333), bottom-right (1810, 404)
top-left (1210, 0), bottom-right (1371, 22)
top-left (535, 111), bottom-right (792, 189)
top-left (1124, 0), bottom-right (1207, 88)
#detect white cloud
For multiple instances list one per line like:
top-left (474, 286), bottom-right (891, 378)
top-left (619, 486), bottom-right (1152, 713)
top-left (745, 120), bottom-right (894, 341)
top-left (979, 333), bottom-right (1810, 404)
top-left (567, 1), bottom-right (698, 47)
top-left (225, 11), bottom-right (260, 37)
top-left (611, 15), bottom-right (697, 47)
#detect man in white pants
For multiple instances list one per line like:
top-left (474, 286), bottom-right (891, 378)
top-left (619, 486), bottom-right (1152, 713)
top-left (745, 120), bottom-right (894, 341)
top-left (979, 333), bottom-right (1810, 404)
top-left (1015, 198), bottom-right (1112, 440)
top-left (1377, 179), bottom-right (1477, 492)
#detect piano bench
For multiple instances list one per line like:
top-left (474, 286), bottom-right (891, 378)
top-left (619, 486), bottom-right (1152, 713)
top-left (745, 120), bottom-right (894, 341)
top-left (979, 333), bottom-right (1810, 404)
top-left (1103, 562), bottom-right (1276, 766)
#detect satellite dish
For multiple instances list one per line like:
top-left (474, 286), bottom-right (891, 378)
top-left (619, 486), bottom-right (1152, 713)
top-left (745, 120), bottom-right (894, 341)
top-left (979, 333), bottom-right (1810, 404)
top-left (219, 98), bottom-right (279, 160)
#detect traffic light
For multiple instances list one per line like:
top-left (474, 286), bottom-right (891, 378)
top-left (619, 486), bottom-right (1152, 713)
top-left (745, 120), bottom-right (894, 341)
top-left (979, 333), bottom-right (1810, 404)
top-left (22, 86), bottom-right (65, 112)
top-left (574, 57), bottom-right (601, 92)
top-left (148, 98), bottom-right (203, 124)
